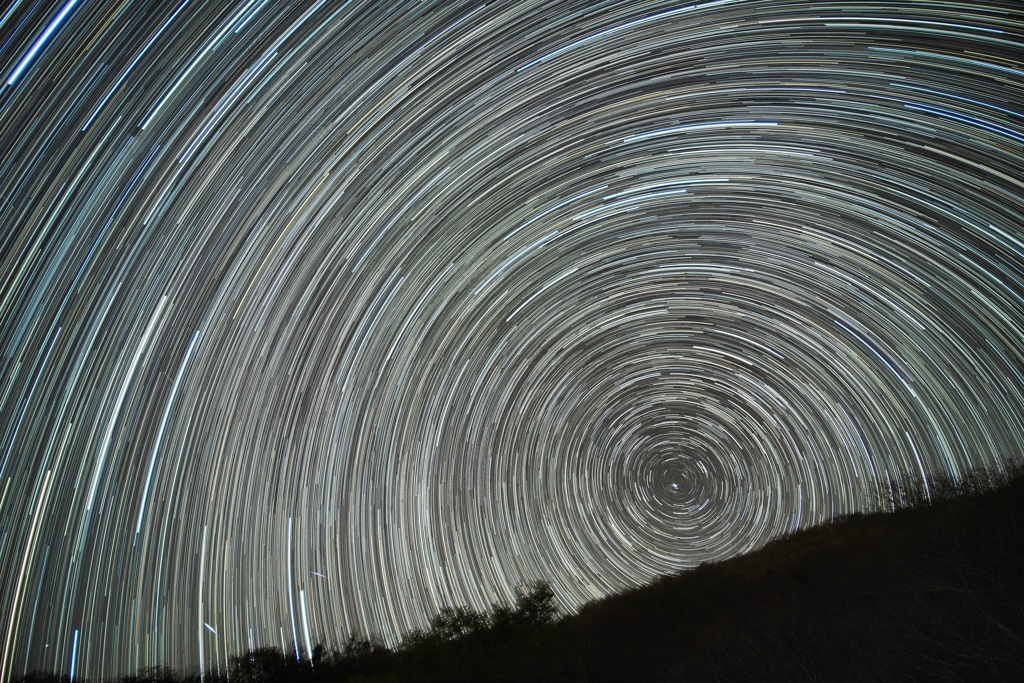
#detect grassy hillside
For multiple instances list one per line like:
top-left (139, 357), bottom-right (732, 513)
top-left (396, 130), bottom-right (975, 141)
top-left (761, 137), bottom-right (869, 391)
top-left (562, 473), bottom-right (1024, 682)
top-left (17, 470), bottom-right (1024, 682)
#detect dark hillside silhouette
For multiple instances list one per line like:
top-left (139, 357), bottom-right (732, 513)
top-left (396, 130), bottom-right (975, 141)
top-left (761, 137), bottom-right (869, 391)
top-left (15, 466), bottom-right (1024, 682)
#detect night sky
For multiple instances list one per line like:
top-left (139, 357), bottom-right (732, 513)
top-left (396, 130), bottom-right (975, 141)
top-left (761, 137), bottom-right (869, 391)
top-left (1, 0), bottom-right (1023, 678)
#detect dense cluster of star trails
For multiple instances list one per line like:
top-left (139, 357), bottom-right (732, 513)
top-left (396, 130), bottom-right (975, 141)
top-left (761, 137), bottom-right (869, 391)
top-left (1, 0), bottom-right (1023, 677)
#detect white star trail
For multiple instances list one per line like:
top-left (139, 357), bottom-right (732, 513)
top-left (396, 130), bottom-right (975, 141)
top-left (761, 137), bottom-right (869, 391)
top-left (1, 0), bottom-right (1023, 678)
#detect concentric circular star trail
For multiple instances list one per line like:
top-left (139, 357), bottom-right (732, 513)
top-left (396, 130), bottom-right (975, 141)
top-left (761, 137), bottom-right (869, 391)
top-left (1, 0), bottom-right (1023, 677)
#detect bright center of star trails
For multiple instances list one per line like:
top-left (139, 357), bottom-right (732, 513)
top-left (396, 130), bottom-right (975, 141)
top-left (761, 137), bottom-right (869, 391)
top-left (1, 0), bottom-right (1023, 678)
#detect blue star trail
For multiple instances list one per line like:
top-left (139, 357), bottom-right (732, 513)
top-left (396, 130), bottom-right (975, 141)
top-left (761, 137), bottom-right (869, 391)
top-left (1, 0), bottom-right (1023, 678)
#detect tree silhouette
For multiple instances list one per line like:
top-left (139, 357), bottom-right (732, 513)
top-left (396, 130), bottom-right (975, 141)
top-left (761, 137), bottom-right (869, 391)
top-left (228, 646), bottom-right (290, 683)
top-left (511, 580), bottom-right (559, 627)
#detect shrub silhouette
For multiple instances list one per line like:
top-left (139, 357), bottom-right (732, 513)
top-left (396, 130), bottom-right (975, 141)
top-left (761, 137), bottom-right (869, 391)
top-left (510, 580), bottom-right (559, 627)
top-left (428, 605), bottom-right (489, 641)
top-left (228, 647), bottom-right (292, 683)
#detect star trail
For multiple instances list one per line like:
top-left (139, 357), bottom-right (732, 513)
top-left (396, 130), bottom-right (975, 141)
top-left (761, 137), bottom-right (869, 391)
top-left (1, 0), bottom-right (1023, 678)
